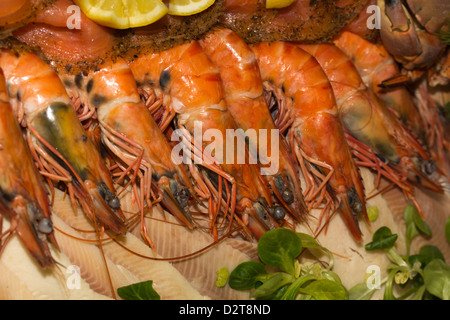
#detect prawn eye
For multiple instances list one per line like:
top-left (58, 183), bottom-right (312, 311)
top-left (175, 189), bottom-right (190, 208)
top-left (273, 175), bottom-right (285, 192)
top-left (38, 218), bottom-right (53, 234)
top-left (160, 70), bottom-right (171, 90)
top-left (272, 206), bottom-right (286, 221)
top-left (423, 160), bottom-right (436, 175)
top-left (281, 189), bottom-right (294, 204)
top-left (347, 188), bottom-right (363, 215)
top-left (98, 182), bottom-right (121, 210)
top-left (108, 196), bottom-right (120, 210)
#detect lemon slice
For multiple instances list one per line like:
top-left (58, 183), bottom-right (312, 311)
top-left (265, 0), bottom-right (296, 9)
top-left (167, 0), bottom-right (215, 16)
top-left (74, 0), bottom-right (169, 29)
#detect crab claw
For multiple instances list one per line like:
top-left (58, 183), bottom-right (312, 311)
top-left (378, 0), bottom-right (445, 70)
top-left (378, 0), bottom-right (422, 59)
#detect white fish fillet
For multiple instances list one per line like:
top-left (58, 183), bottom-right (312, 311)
top-left (1, 167), bottom-right (447, 300)
top-left (0, 218), bottom-right (111, 300)
top-left (50, 188), bottom-right (207, 300)
top-left (119, 195), bottom-right (257, 300)
top-left (52, 213), bottom-right (142, 298)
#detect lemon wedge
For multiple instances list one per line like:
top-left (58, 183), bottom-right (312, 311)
top-left (74, 0), bottom-right (169, 29)
top-left (265, 0), bottom-right (296, 9)
top-left (167, 0), bottom-right (215, 16)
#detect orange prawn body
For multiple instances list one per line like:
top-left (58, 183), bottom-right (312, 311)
top-left (333, 31), bottom-right (450, 182)
top-left (129, 40), bottom-right (289, 238)
top-left (333, 31), bottom-right (425, 141)
top-left (61, 58), bottom-right (197, 236)
top-left (250, 41), bottom-right (367, 241)
top-left (298, 43), bottom-right (442, 194)
top-left (0, 70), bottom-right (55, 268)
top-left (0, 49), bottom-right (126, 235)
top-left (199, 28), bottom-right (307, 223)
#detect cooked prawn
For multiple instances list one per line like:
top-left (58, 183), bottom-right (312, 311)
top-left (199, 27), bottom-right (307, 223)
top-left (298, 43), bottom-right (443, 199)
top-left (333, 30), bottom-right (450, 182)
top-left (0, 48), bottom-right (126, 235)
top-left (250, 41), bottom-right (368, 241)
top-left (0, 69), bottom-right (56, 268)
top-left (59, 58), bottom-right (204, 247)
top-left (333, 31), bottom-right (426, 141)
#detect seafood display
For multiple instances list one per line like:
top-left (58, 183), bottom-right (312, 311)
top-left (0, 0), bottom-right (449, 301)
top-left (332, 30), bottom-right (450, 182)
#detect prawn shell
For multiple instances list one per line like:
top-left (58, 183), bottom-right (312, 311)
top-left (0, 49), bottom-right (127, 234)
top-left (199, 27), bottom-right (307, 220)
top-left (0, 70), bottom-right (55, 268)
top-left (31, 102), bottom-right (127, 233)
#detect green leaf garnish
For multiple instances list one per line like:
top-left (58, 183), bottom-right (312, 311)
top-left (367, 206), bottom-right (379, 222)
top-left (280, 275), bottom-right (315, 300)
top-left (365, 226), bottom-right (398, 251)
top-left (117, 280), bottom-right (160, 300)
top-left (298, 279), bottom-right (348, 300)
top-left (348, 282), bottom-right (377, 300)
top-left (257, 228), bottom-right (302, 276)
top-left (361, 204), bottom-right (450, 300)
top-left (215, 267), bottom-right (229, 287)
top-left (404, 204), bottom-right (432, 255)
top-left (423, 259), bottom-right (450, 300)
top-left (296, 232), bottom-right (334, 269)
top-left (227, 228), bottom-right (346, 300)
top-left (228, 261), bottom-right (266, 290)
top-left (418, 245), bottom-right (445, 266)
top-left (250, 272), bottom-right (294, 299)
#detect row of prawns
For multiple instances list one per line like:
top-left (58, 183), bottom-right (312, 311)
top-left (0, 31), bottom-right (304, 268)
top-left (0, 26), bottom-right (447, 270)
top-left (126, 27), bottom-right (446, 240)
